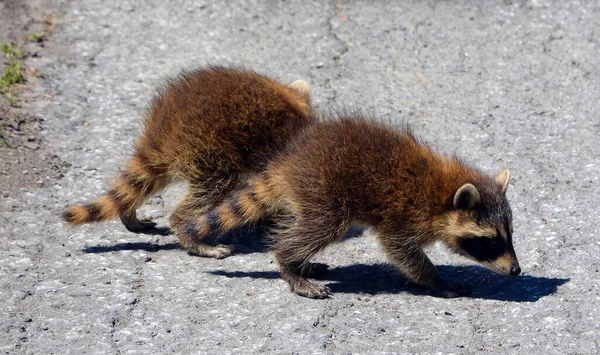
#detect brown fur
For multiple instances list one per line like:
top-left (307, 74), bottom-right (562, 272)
top-left (185, 113), bottom-right (520, 298)
top-left (63, 67), bottom-right (314, 253)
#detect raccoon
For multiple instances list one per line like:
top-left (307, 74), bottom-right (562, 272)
top-left (181, 114), bottom-right (521, 298)
top-left (62, 66), bottom-right (313, 258)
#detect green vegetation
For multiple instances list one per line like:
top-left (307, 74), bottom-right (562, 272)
top-left (29, 32), bottom-right (46, 43)
top-left (28, 12), bottom-right (57, 44)
top-left (0, 42), bottom-right (25, 103)
top-left (0, 128), bottom-right (6, 146)
top-left (1, 42), bottom-right (25, 84)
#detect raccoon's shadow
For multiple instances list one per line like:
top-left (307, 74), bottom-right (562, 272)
top-left (82, 223), bottom-right (366, 255)
top-left (82, 241), bottom-right (182, 253)
top-left (435, 265), bottom-right (569, 302)
top-left (326, 264), bottom-right (568, 302)
top-left (80, 232), bottom-right (271, 255)
top-left (81, 225), bottom-right (275, 255)
top-left (229, 224), bottom-right (366, 254)
top-left (208, 263), bottom-right (568, 302)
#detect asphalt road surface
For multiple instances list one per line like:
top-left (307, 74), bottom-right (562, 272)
top-left (1, 1), bottom-right (599, 353)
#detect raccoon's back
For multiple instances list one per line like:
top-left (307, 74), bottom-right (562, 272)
top-left (137, 67), bottom-right (313, 178)
top-left (278, 116), bottom-right (416, 182)
top-left (270, 116), bottom-right (453, 214)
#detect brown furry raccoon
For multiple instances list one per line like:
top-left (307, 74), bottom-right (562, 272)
top-left (182, 114), bottom-right (520, 298)
top-left (63, 66), bottom-right (313, 257)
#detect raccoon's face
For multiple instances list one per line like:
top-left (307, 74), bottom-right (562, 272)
top-left (442, 169), bottom-right (521, 276)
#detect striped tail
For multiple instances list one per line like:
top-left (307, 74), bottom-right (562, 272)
top-left (182, 174), bottom-right (280, 240)
top-left (62, 153), bottom-right (166, 227)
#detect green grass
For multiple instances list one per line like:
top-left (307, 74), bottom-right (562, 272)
top-left (29, 32), bottom-right (46, 43)
top-left (1, 42), bottom-right (25, 84)
top-left (0, 127), bottom-right (6, 146)
top-left (0, 42), bottom-right (25, 102)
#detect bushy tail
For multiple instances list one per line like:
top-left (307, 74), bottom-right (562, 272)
top-left (63, 154), bottom-right (166, 226)
top-left (181, 174), bottom-right (280, 239)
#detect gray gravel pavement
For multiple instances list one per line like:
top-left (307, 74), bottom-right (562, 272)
top-left (1, 0), bottom-right (599, 353)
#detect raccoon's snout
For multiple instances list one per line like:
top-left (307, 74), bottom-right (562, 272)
top-left (485, 254), bottom-right (520, 276)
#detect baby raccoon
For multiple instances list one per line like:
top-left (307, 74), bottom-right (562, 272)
top-left (181, 113), bottom-right (521, 298)
top-left (63, 66), bottom-right (313, 257)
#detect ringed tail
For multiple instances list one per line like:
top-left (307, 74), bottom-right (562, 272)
top-left (62, 153), bottom-right (165, 226)
top-left (184, 174), bottom-right (280, 239)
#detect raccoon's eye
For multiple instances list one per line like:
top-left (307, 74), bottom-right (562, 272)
top-left (459, 236), bottom-right (505, 261)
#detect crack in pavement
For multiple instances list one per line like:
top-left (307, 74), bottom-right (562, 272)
top-left (324, 0), bottom-right (352, 105)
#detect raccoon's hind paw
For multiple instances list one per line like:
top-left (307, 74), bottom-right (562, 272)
top-left (187, 244), bottom-right (233, 259)
top-left (124, 219), bottom-right (172, 236)
top-left (126, 219), bottom-right (157, 231)
top-left (436, 283), bottom-right (472, 298)
top-left (292, 280), bottom-right (333, 299)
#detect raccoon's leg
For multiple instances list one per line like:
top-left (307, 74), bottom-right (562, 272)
top-left (299, 262), bottom-right (330, 279)
top-left (382, 242), bottom-right (471, 298)
top-left (274, 216), bottom-right (350, 299)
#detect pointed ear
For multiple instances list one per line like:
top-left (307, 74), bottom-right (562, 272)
top-left (495, 168), bottom-right (510, 194)
top-left (287, 80), bottom-right (310, 102)
top-left (453, 183), bottom-right (481, 210)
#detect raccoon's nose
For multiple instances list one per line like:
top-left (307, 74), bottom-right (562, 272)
top-left (509, 265), bottom-right (521, 276)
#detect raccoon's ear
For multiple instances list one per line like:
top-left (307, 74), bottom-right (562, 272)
top-left (453, 183), bottom-right (481, 210)
top-left (287, 80), bottom-right (311, 102)
top-left (495, 168), bottom-right (510, 194)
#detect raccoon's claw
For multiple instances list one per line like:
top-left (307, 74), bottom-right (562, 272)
top-left (436, 283), bottom-right (472, 298)
top-left (292, 281), bottom-right (333, 299)
top-left (211, 245), bottom-right (234, 259)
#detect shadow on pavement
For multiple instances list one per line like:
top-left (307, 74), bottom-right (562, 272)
top-left (82, 222), bottom-right (272, 255)
top-left (81, 232), bottom-right (272, 255)
top-left (82, 223), bottom-right (367, 255)
top-left (83, 241), bottom-right (182, 253)
top-left (83, 225), bottom-right (567, 302)
top-left (207, 263), bottom-right (569, 302)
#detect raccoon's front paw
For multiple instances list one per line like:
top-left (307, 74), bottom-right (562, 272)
top-left (436, 283), bottom-right (472, 298)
